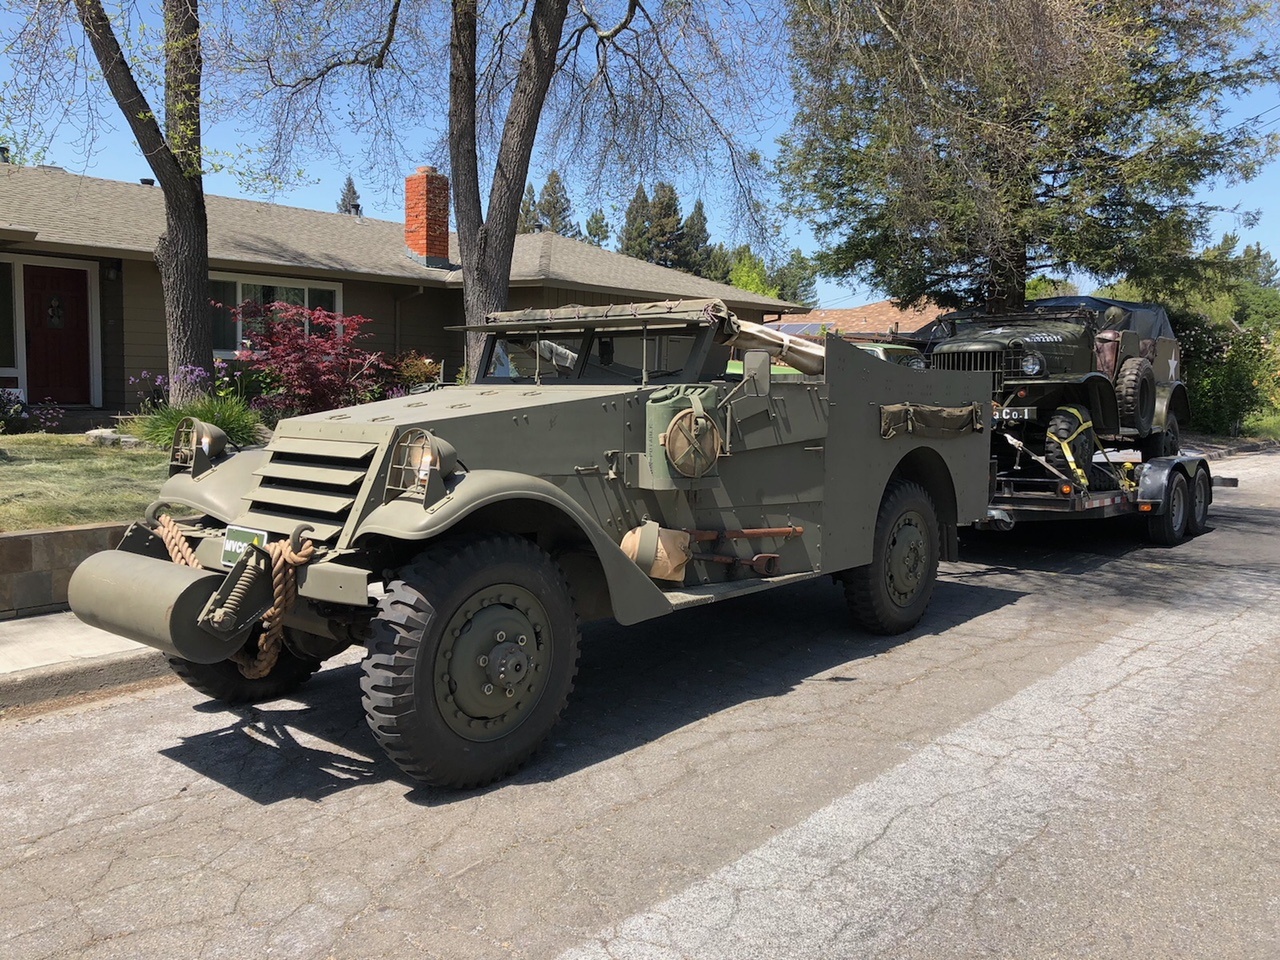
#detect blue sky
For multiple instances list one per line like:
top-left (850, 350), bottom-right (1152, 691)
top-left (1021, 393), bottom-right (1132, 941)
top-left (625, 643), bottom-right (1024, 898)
top-left (5, 24), bottom-right (1278, 309)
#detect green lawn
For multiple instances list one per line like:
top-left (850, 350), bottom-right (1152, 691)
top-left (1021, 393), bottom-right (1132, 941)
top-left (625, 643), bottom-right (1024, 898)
top-left (0, 434), bottom-right (169, 532)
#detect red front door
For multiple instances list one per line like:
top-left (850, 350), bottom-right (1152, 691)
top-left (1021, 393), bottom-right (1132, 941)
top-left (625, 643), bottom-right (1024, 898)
top-left (24, 265), bottom-right (90, 404)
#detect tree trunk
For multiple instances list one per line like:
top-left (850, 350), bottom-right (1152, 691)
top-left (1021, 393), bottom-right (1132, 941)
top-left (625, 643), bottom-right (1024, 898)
top-left (985, 244), bottom-right (1028, 314)
top-left (450, 0), bottom-right (570, 378)
top-left (157, 187), bottom-right (213, 404)
top-left (75, 0), bottom-right (212, 404)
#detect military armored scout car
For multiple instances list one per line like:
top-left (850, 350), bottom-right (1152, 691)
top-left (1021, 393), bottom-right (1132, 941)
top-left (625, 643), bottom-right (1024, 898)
top-left (71, 299), bottom-right (991, 788)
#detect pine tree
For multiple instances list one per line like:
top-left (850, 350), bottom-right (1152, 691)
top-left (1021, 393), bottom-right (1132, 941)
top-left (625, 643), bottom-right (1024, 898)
top-left (337, 174), bottom-right (361, 215)
top-left (768, 249), bottom-right (819, 307)
top-left (703, 243), bottom-right (734, 285)
top-left (619, 185), bottom-right (652, 260)
top-left (648, 182), bottom-right (684, 268)
top-left (536, 170), bottom-right (581, 238)
top-left (517, 184), bottom-right (540, 234)
top-left (781, 0), bottom-right (1280, 310)
top-left (585, 208), bottom-right (611, 247)
top-left (679, 199), bottom-right (711, 275)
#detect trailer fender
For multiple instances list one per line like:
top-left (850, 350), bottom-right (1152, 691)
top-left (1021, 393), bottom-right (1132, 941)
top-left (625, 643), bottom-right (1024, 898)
top-left (1138, 456), bottom-right (1210, 512)
top-left (355, 469), bottom-right (673, 625)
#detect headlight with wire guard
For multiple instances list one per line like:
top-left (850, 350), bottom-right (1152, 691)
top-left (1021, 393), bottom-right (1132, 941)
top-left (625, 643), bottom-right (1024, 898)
top-left (385, 428), bottom-right (457, 499)
top-left (1021, 351), bottom-right (1045, 376)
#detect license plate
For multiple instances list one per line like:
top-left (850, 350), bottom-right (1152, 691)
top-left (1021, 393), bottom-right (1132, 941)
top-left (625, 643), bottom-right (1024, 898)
top-left (994, 406), bottom-right (1037, 424)
top-left (221, 525), bottom-right (269, 567)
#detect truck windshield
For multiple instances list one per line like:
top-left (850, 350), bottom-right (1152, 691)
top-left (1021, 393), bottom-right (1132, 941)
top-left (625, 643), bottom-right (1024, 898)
top-left (486, 329), bottom-right (700, 383)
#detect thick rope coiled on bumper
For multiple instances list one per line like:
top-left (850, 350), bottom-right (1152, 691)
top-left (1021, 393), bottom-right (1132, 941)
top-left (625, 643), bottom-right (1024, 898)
top-left (155, 514), bottom-right (314, 679)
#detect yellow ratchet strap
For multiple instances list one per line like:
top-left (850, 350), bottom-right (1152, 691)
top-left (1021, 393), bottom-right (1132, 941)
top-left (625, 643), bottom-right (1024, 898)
top-left (1053, 404), bottom-right (1092, 488)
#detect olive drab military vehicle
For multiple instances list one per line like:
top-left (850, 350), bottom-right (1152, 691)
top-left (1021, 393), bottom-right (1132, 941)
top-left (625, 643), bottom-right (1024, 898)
top-left (927, 296), bottom-right (1189, 487)
top-left (922, 295), bottom-right (1217, 545)
top-left (70, 299), bottom-right (993, 789)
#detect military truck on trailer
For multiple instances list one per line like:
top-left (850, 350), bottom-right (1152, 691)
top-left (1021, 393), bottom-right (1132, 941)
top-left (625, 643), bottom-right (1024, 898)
top-left (70, 299), bottom-right (992, 789)
top-left (924, 297), bottom-right (1216, 544)
top-left (928, 296), bottom-right (1188, 481)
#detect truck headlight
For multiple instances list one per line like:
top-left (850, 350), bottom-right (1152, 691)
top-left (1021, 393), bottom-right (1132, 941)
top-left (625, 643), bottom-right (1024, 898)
top-left (387, 429), bottom-right (458, 497)
top-left (1021, 351), bottom-right (1045, 376)
top-left (169, 417), bottom-right (230, 477)
top-left (901, 355), bottom-right (927, 370)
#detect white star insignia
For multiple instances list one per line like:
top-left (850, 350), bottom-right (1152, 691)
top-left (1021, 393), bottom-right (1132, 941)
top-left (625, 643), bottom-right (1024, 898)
top-left (1168, 358), bottom-right (1178, 379)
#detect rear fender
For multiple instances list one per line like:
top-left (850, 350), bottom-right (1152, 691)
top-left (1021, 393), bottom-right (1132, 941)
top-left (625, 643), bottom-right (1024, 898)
top-left (356, 469), bottom-right (673, 625)
top-left (1154, 381), bottom-right (1190, 430)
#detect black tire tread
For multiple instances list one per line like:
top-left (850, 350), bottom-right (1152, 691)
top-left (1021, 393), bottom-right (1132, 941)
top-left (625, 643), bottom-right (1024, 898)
top-left (842, 479), bottom-right (940, 636)
top-left (1187, 465), bottom-right (1211, 536)
top-left (1139, 413), bottom-right (1181, 461)
top-left (1116, 357), bottom-right (1156, 436)
top-left (1146, 470), bottom-right (1190, 546)
top-left (360, 534), bottom-right (581, 789)
top-left (1044, 407), bottom-right (1095, 484)
top-left (168, 642), bottom-right (322, 704)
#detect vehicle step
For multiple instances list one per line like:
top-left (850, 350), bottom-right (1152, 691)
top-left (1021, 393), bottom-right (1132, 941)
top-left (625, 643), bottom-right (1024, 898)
top-left (663, 571), bottom-right (826, 611)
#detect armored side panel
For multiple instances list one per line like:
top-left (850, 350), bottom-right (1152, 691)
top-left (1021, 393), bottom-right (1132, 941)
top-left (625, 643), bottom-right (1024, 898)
top-left (823, 336), bottom-right (991, 573)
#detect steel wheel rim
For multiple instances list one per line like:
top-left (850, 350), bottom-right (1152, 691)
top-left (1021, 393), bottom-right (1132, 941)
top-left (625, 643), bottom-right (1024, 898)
top-left (434, 583), bottom-right (552, 743)
top-left (1169, 480), bottom-right (1188, 533)
top-left (1193, 471), bottom-right (1209, 526)
top-left (885, 510), bottom-right (927, 608)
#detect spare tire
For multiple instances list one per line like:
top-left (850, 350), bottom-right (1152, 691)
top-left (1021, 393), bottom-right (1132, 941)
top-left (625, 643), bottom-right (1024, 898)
top-left (1116, 356), bottom-right (1156, 436)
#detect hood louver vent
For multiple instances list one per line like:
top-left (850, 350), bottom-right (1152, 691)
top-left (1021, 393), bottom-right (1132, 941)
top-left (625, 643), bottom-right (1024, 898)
top-left (242, 437), bottom-right (379, 544)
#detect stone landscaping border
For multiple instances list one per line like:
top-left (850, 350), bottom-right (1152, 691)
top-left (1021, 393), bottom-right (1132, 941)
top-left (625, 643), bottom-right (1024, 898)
top-left (0, 522), bottom-right (127, 620)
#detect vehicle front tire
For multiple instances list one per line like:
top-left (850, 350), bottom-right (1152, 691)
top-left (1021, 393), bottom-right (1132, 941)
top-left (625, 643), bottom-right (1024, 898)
top-left (1116, 357), bottom-right (1156, 436)
top-left (1044, 406), bottom-right (1095, 485)
top-left (168, 628), bottom-right (322, 704)
top-left (841, 479), bottom-right (940, 635)
top-left (1146, 470), bottom-right (1190, 546)
top-left (361, 534), bottom-right (581, 788)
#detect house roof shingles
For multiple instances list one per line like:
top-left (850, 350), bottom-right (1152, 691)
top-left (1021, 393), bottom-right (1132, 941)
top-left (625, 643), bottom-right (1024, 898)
top-left (796, 300), bottom-right (945, 336)
top-left (0, 164), bottom-right (799, 312)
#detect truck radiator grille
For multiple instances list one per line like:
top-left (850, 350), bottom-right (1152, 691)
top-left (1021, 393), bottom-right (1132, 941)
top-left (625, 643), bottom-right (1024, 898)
top-left (242, 437), bottom-right (380, 543)
top-left (930, 348), bottom-right (1023, 393)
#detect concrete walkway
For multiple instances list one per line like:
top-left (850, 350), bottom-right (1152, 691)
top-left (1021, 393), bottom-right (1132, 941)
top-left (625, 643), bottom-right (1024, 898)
top-left (0, 612), bottom-right (166, 710)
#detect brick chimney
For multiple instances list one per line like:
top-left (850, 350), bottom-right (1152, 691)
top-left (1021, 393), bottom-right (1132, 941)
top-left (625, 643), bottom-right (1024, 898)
top-left (405, 166), bottom-right (451, 264)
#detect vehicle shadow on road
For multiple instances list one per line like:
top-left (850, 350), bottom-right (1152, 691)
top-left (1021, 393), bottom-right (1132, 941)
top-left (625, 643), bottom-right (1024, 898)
top-left (158, 577), bottom-right (1026, 806)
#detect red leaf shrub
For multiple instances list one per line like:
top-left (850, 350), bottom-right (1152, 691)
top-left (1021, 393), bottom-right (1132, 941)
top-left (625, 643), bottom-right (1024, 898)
top-left (233, 301), bottom-right (392, 420)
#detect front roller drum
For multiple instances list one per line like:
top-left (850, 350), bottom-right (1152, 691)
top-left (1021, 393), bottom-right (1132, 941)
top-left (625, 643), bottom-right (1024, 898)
top-left (68, 551), bottom-right (247, 664)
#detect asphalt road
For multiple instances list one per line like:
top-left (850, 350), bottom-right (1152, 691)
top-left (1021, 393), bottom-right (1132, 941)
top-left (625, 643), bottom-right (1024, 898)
top-left (3, 450), bottom-right (1278, 960)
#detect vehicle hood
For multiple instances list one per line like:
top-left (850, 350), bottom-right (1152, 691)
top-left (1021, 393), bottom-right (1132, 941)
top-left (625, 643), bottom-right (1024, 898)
top-left (933, 319), bottom-right (1089, 352)
top-left (288, 383), bottom-right (645, 429)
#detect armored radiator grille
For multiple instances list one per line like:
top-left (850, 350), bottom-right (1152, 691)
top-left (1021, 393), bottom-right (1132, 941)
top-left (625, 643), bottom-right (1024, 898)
top-left (930, 347), bottom-right (1023, 393)
top-left (241, 437), bottom-right (379, 544)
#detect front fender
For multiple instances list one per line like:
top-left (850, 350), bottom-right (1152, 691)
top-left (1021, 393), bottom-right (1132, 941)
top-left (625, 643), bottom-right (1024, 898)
top-left (356, 470), bottom-right (674, 626)
top-left (158, 447), bottom-right (272, 522)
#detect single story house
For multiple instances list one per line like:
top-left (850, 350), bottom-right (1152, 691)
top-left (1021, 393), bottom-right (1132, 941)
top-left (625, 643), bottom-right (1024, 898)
top-left (772, 300), bottom-right (946, 339)
top-left (0, 162), bottom-right (801, 409)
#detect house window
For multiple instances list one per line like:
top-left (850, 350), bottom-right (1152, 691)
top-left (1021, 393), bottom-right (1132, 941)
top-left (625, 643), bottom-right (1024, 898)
top-left (0, 261), bottom-right (14, 368)
top-left (208, 273), bottom-right (342, 354)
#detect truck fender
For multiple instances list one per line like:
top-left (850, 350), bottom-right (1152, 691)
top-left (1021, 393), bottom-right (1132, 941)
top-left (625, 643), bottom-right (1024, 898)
top-left (355, 469), bottom-right (674, 626)
top-left (157, 447), bottom-right (273, 522)
top-left (1068, 372), bottom-right (1121, 435)
top-left (1153, 381), bottom-right (1190, 430)
top-left (1138, 456), bottom-right (1209, 512)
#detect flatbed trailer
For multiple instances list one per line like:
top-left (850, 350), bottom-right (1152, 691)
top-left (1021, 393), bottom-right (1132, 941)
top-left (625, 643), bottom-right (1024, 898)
top-left (983, 453), bottom-right (1233, 545)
